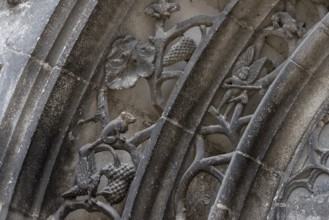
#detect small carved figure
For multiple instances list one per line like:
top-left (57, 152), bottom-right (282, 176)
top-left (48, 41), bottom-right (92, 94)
top-left (144, 1), bottom-right (180, 19)
top-left (101, 111), bottom-right (136, 144)
top-left (218, 58), bottom-right (266, 116)
top-left (271, 12), bottom-right (305, 38)
top-left (163, 37), bottom-right (197, 66)
top-left (105, 35), bottom-right (155, 89)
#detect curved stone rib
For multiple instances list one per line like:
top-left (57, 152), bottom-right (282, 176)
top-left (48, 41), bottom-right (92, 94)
top-left (208, 13), bottom-right (329, 220)
top-left (0, 0), bottom-right (136, 219)
top-left (121, 0), bottom-right (282, 219)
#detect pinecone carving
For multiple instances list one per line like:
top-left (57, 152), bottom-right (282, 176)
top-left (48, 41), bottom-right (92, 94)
top-left (163, 37), bottom-right (197, 66)
top-left (98, 163), bottom-right (136, 204)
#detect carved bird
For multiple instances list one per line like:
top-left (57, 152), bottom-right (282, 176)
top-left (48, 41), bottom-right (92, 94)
top-left (61, 143), bottom-right (100, 199)
top-left (101, 111), bottom-right (137, 144)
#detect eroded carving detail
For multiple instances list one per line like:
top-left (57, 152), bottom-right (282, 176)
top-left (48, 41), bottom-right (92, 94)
top-left (262, 10), bottom-right (305, 54)
top-left (105, 36), bottom-right (155, 90)
top-left (174, 8), bottom-right (308, 219)
top-left (144, 1), bottom-right (180, 19)
top-left (49, 112), bottom-right (139, 220)
top-left (273, 112), bottom-right (329, 219)
top-left (7, 0), bottom-right (25, 5)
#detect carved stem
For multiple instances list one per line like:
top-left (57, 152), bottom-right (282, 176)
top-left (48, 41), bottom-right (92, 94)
top-left (165, 15), bottom-right (218, 43)
top-left (175, 138), bottom-right (231, 220)
top-left (158, 71), bottom-right (183, 84)
top-left (147, 77), bottom-right (166, 112)
top-left (127, 124), bottom-right (155, 145)
top-left (90, 199), bottom-right (121, 220)
top-left (200, 125), bottom-right (226, 135)
top-left (48, 200), bottom-right (98, 220)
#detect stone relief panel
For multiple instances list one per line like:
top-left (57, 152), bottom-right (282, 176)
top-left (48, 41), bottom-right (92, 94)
top-left (49, 0), bottom-right (225, 219)
top-left (48, 0), bottom-right (329, 219)
top-left (173, 0), bottom-right (327, 219)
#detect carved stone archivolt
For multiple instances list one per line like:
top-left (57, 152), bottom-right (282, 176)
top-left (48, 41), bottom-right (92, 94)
top-left (51, 0), bottom-right (329, 219)
top-left (271, 110), bottom-right (329, 219)
top-left (2, 0), bottom-right (329, 219)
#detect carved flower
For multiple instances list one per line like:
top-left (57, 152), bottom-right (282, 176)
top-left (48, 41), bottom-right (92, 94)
top-left (105, 35), bottom-right (155, 90)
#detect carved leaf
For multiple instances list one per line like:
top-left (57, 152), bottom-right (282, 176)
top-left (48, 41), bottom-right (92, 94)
top-left (105, 36), bottom-right (155, 90)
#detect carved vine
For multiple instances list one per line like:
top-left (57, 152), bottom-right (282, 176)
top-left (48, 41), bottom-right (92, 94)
top-left (51, 1), bottom-right (222, 219)
top-left (174, 6), bottom-right (307, 219)
top-left (51, 0), bottom-right (323, 218)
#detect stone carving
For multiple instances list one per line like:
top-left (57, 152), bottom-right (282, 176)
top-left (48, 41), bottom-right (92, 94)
top-left (174, 42), bottom-right (276, 219)
top-left (273, 112), bottom-right (329, 219)
top-left (49, 112), bottom-right (139, 220)
top-left (105, 35), bottom-right (155, 90)
top-left (69, 2), bottom-right (221, 219)
top-left (271, 12), bottom-right (305, 39)
top-left (217, 46), bottom-right (266, 117)
top-left (163, 36), bottom-right (197, 67)
top-left (144, 1), bottom-right (180, 19)
top-left (97, 162), bottom-right (135, 204)
top-left (7, 0), bottom-right (25, 5)
top-left (262, 10), bottom-right (305, 54)
top-left (174, 16), bottom-right (304, 216)
top-left (101, 111), bottom-right (136, 143)
top-left (99, 1), bottom-right (218, 115)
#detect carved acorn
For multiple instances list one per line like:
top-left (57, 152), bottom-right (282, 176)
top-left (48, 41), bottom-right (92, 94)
top-left (163, 37), bottom-right (197, 66)
top-left (98, 163), bottom-right (136, 204)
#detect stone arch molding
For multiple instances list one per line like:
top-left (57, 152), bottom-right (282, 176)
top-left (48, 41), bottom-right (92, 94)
top-left (1, 0), bottom-right (329, 219)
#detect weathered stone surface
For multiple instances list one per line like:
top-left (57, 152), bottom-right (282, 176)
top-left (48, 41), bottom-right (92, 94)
top-left (1, 0), bottom-right (329, 220)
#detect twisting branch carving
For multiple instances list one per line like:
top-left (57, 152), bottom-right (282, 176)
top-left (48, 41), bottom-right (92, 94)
top-left (175, 136), bottom-right (233, 220)
top-left (173, 9), bottom-right (306, 216)
top-left (53, 1), bottom-right (221, 218)
top-left (174, 42), bottom-right (275, 219)
top-left (102, 1), bottom-right (219, 112)
top-left (49, 112), bottom-right (142, 220)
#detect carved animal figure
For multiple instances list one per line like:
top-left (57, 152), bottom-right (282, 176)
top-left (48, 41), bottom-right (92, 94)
top-left (101, 111), bottom-right (136, 144)
top-left (144, 2), bottom-right (180, 19)
top-left (62, 112), bottom-right (135, 200)
top-left (271, 12), bottom-right (302, 38)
